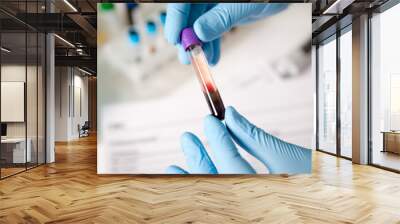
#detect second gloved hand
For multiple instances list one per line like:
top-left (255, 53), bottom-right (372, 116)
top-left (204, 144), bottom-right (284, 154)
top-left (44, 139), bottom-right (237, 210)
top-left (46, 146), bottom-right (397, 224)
top-left (165, 3), bottom-right (287, 66)
top-left (166, 106), bottom-right (312, 174)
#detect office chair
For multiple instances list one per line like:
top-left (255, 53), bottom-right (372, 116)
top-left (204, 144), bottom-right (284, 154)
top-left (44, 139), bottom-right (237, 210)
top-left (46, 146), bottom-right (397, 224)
top-left (79, 121), bottom-right (90, 138)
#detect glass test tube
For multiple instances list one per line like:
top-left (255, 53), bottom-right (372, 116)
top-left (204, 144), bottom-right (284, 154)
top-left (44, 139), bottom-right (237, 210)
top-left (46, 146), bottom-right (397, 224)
top-left (181, 28), bottom-right (225, 120)
top-left (126, 3), bottom-right (138, 26)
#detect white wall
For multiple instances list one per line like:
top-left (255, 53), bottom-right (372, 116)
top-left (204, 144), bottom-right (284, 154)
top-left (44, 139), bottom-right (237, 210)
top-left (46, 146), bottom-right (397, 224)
top-left (55, 66), bottom-right (70, 141)
top-left (55, 67), bottom-right (89, 141)
top-left (1, 64), bottom-right (46, 163)
top-left (71, 73), bottom-right (89, 138)
top-left (1, 65), bottom-right (39, 138)
top-left (1, 66), bottom-right (26, 136)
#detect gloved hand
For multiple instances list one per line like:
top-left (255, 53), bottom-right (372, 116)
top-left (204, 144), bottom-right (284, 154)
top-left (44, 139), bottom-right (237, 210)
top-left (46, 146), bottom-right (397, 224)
top-left (164, 3), bottom-right (288, 66)
top-left (166, 106), bottom-right (312, 174)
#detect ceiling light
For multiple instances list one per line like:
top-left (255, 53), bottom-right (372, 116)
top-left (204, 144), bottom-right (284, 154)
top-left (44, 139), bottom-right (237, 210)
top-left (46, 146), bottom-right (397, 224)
top-left (76, 48), bottom-right (84, 55)
top-left (54, 34), bottom-right (75, 48)
top-left (1, 47), bottom-right (11, 53)
top-left (78, 67), bottom-right (92, 76)
top-left (63, 0), bottom-right (78, 12)
top-left (323, 0), bottom-right (341, 14)
top-left (323, 0), bottom-right (354, 15)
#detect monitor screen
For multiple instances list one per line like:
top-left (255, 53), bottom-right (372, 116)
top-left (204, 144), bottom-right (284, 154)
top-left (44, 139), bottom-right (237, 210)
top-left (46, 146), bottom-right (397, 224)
top-left (1, 123), bottom-right (7, 137)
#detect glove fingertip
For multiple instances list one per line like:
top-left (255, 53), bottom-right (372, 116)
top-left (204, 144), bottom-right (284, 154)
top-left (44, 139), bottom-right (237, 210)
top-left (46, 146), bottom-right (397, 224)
top-left (193, 18), bottom-right (218, 42)
top-left (225, 106), bottom-right (254, 138)
top-left (209, 39), bottom-right (221, 66)
top-left (180, 132), bottom-right (200, 151)
top-left (225, 106), bottom-right (240, 125)
top-left (203, 115), bottom-right (227, 143)
top-left (193, 20), bottom-right (208, 42)
top-left (181, 132), bottom-right (194, 141)
top-left (209, 59), bottom-right (218, 67)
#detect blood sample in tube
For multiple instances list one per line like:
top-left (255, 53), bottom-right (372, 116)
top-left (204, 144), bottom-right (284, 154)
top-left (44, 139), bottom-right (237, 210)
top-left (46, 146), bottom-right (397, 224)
top-left (181, 27), bottom-right (225, 120)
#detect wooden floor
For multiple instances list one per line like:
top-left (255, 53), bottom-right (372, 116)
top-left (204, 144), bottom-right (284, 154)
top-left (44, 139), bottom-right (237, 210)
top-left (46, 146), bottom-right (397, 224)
top-left (1, 163), bottom-right (44, 178)
top-left (373, 150), bottom-right (400, 171)
top-left (1, 167), bottom-right (26, 178)
top-left (1, 135), bottom-right (400, 223)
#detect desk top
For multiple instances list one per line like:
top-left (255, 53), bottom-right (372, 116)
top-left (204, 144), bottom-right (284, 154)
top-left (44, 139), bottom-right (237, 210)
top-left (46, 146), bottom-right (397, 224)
top-left (1, 138), bottom-right (29, 143)
top-left (381, 131), bottom-right (400, 134)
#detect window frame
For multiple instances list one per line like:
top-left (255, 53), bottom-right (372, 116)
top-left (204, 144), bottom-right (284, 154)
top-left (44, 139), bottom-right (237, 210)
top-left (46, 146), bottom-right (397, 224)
top-left (368, 1), bottom-right (400, 173)
top-left (315, 24), bottom-right (352, 160)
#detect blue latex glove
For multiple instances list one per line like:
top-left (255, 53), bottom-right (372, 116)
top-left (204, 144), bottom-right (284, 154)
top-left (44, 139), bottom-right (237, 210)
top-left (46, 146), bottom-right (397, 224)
top-left (166, 106), bottom-right (312, 174)
top-left (164, 3), bottom-right (288, 66)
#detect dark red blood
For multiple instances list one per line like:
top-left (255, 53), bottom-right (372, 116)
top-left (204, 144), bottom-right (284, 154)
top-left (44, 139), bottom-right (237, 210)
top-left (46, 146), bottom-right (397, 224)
top-left (205, 81), bottom-right (215, 92)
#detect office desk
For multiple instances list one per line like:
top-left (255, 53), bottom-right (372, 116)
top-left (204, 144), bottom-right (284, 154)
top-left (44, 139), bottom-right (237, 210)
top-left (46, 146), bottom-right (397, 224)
top-left (1, 138), bottom-right (31, 163)
top-left (382, 131), bottom-right (400, 154)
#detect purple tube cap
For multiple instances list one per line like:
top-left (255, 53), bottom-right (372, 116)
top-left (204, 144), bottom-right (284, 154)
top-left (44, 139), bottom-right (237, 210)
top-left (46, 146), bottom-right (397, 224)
top-left (181, 27), bottom-right (202, 51)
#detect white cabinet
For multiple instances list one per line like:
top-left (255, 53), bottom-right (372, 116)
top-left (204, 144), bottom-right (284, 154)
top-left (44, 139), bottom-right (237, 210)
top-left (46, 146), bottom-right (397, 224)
top-left (1, 138), bottom-right (32, 163)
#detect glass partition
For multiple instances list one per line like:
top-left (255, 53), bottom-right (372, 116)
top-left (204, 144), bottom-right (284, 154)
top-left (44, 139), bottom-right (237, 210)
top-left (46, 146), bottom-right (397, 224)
top-left (27, 31), bottom-right (38, 169)
top-left (38, 32), bottom-right (45, 165)
top-left (371, 3), bottom-right (400, 171)
top-left (0, 30), bottom-right (28, 177)
top-left (339, 27), bottom-right (352, 158)
top-left (317, 36), bottom-right (337, 154)
top-left (0, 1), bottom-right (46, 179)
top-left (26, 0), bottom-right (40, 169)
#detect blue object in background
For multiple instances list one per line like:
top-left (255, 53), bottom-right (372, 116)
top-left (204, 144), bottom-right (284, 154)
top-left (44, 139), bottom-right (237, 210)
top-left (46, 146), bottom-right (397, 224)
top-left (146, 21), bottom-right (157, 36)
top-left (166, 106), bottom-right (312, 174)
top-left (127, 3), bottom-right (138, 10)
top-left (128, 27), bottom-right (140, 45)
top-left (159, 11), bottom-right (167, 26)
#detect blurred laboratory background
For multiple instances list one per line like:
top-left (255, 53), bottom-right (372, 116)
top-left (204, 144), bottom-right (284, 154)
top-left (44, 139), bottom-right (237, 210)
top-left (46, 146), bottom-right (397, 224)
top-left (97, 3), bottom-right (313, 174)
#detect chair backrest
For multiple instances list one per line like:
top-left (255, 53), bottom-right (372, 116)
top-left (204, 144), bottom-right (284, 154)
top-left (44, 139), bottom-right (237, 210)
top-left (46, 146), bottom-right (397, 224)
top-left (82, 121), bottom-right (90, 129)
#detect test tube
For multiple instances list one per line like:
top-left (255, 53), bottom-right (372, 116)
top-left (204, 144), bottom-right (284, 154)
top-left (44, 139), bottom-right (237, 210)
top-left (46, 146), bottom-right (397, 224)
top-left (126, 3), bottom-right (138, 26)
top-left (181, 28), bottom-right (225, 120)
